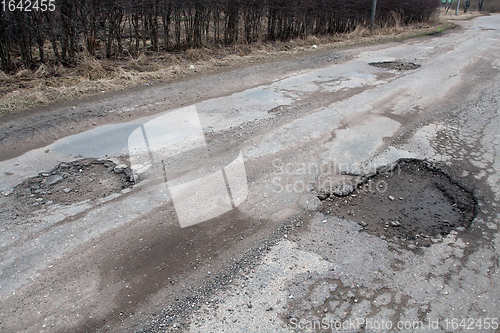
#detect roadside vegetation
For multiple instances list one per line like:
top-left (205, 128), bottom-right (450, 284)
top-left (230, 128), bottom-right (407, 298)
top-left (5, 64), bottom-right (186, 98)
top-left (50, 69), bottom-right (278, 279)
top-left (0, 0), bottom-right (487, 114)
top-left (446, 0), bottom-right (500, 13)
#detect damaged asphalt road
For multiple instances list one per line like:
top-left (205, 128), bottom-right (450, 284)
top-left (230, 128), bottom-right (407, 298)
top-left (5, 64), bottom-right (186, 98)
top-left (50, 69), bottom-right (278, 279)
top-left (0, 15), bottom-right (500, 333)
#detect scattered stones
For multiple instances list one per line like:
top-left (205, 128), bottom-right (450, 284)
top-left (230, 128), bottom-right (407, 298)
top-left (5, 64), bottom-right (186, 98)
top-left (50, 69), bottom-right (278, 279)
top-left (369, 61), bottom-right (421, 71)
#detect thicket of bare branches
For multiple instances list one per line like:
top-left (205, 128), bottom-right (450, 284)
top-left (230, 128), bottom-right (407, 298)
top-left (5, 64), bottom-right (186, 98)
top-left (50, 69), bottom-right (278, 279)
top-left (0, 0), bottom-right (439, 72)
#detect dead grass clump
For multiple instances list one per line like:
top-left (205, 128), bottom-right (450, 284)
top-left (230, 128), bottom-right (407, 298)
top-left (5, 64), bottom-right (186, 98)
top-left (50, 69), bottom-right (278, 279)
top-left (124, 53), bottom-right (159, 72)
top-left (390, 11), bottom-right (403, 33)
top-left (183, 48), bottom-right (217, 63)
top-left (116, 67), bottom-right (137, 81)
top-left (160, 53), bottom-right (180, 66)
top-left (186, 48), bottom-right (203, 62)
top-left (288, 38), bottom-right (306, 48)
top-left (138, 54), bottom-right (162, 71)
top-left (306, 35), bottom-right (321, 46)
top-left (251, 39), bottom-right (264, 50)
top-left (126, 58), bottom-right (142, 72)
top-left (0, 70), bottom-right (13, 82)
top-left (15, 69), bottom-right (32, 78)
top-left (349, 25), bottom-right (371, 38)
top-left (137, 54), bottom-right (150, 66)
top-left (53, 63), bottom-right (67, 77)
top-left (77, 54), bottom-right (107, 80)
top-left (236, 44), bottom-right (252, 57)
top-left (33, 64), bottom-right (53, 78)
top-left (375, 11), bottom-right (405, 35)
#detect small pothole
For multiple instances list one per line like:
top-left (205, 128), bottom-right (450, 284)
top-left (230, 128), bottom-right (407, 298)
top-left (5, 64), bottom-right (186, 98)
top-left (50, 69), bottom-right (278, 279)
top-left (369, 61), bottom-right (421, 71)
top-left (268, 105), bottom-right (290, 115)
top-left (318, 159), bottom-right (477, 246)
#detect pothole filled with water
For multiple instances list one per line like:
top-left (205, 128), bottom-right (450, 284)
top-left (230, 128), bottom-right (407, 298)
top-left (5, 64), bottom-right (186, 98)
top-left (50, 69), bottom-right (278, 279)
top-left (318, 159), bottom-right (477, 247)
top-left (369, 61), bottom-right (421, 71)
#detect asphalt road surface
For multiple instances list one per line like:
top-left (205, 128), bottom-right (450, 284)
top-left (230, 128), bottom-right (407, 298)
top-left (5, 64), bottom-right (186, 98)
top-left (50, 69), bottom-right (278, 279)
top-left (1, 15), bottom-right (499, 333)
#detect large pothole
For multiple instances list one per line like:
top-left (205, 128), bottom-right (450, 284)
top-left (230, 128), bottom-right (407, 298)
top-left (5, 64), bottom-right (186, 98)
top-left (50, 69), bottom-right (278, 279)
top-left (318, 159), bottom-right (477, 246)
top-left (7, 158), bottom-right (134, 215)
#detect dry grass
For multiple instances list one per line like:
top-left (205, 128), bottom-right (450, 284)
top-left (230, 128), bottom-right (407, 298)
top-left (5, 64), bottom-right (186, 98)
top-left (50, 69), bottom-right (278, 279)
top-left (439, 0), bottom-right (500, 17)
top-left (462, 0), bottom-right (500, 13)
top-left (440, 11), bottom-right (484, 20)
top-left (76, 53), bottom-right (108, 80)
top-left (0, 20), bottom-right (454, 115)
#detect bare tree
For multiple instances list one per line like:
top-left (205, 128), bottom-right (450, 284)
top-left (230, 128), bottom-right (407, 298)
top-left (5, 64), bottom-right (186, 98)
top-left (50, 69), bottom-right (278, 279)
top-left (0, 0), bottom-right (439, 73)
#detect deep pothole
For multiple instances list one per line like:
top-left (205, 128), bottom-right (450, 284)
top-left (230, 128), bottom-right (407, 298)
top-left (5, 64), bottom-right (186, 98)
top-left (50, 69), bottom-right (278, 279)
top-left (318, 159), bottom-right (477, 247)
top-left (8, 158), bottom-right (134, 214)
top-left (369, 61), bottom-right (421, 71)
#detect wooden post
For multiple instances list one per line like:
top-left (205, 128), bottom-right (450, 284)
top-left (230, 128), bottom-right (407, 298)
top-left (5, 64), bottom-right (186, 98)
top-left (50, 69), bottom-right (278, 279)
top-left (371, 0), bottom-right (377, 31)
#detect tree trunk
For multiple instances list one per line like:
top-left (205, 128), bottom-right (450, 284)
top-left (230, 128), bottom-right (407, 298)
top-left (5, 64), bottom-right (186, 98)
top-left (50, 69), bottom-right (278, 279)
top-left (225, 0), bottom-right (239, 44)
top-left (162, 3), bottom-right (172, 50)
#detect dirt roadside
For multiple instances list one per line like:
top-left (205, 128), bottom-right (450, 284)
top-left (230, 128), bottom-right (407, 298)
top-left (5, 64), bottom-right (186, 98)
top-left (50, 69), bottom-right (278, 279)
top-left (0, 19), bottom-right (457, 115)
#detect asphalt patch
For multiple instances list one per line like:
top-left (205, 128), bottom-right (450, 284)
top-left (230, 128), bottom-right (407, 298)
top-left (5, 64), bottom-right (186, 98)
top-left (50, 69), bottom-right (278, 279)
top-left (319, 159), bottom-right (477, 246)
top-left (369, 61), bottom-right (421, 71)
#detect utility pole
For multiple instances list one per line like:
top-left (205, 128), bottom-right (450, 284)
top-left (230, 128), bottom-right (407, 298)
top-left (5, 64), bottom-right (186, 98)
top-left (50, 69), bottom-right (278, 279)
top-left (456, 0), bottom-right (460, 15)
top-left (371, 0), bottom-right (377, 30)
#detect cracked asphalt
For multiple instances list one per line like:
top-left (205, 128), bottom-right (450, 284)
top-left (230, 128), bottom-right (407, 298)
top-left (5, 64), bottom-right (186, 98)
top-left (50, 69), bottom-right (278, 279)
top-left (0, 15), bottom-right (499, 333)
